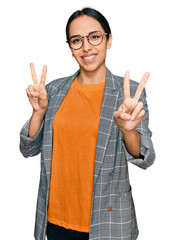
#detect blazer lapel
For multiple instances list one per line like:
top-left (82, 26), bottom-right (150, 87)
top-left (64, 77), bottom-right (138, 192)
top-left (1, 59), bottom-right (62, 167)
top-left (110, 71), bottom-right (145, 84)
top-left (49, 70), bottom-right (80, 119)
top-left (93, 68), bottom-right (120, 187)
top-left (44, 70), bottom-right (79, 182)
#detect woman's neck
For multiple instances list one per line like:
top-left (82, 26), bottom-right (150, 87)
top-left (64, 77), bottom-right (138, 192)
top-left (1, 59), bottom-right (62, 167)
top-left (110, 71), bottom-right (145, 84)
top-left (77, 65), bottom-right (107, 85)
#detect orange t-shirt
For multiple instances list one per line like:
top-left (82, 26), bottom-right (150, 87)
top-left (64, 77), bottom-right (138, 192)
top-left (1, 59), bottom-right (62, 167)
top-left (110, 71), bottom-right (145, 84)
top-left (47, 76), bottom-right (105, 232)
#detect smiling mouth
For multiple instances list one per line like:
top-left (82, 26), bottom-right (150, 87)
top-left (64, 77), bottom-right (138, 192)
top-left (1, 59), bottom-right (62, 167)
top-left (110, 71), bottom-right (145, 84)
top-left (81, 54), bottom-right (96, 63)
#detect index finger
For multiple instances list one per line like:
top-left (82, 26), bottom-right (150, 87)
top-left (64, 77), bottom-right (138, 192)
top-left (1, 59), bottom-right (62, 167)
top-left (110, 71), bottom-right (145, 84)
top-left (123, 71), bottom-right (130, 99)
top-left (40, 65), bottom-right (47, 85)
top-left (30, 63), bottom-right (38, 84)
top-left (134, 72), bottom-right (150, 101)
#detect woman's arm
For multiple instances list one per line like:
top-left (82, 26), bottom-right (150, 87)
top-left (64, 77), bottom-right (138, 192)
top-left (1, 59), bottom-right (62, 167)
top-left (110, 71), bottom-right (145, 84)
top-left (113, 71), bottom-right (151, 159)
top-left (19, 63), bottom-right (49, 157)
top-left (113, 71), bottom-right (155, 169)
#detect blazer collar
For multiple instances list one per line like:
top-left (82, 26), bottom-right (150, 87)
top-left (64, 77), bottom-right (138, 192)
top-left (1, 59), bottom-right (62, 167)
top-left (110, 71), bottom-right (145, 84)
top-left (105, 67), bottom-right (120, 91)
top-left (56, 67), bottom-right (120, 92)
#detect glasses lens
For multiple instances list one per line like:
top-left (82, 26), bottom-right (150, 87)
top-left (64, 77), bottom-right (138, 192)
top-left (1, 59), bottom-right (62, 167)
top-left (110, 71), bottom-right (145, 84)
top-left (89, 32), bottom-right (103, 46)
top-left (69, 36), bottom-right (82, 50)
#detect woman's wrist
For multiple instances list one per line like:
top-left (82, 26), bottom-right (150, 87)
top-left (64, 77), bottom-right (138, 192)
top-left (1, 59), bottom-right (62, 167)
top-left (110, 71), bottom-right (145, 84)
top-left (122, 129), bottom-right (141, 158)
top-left (29, 110), bottom-right (46, 138)
top-left (32, 109), bottom-right (46, 120)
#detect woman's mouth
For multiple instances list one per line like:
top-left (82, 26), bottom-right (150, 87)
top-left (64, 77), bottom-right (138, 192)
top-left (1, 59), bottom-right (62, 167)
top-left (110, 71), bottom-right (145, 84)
top-left (81, 54), bottom-right (96, 63)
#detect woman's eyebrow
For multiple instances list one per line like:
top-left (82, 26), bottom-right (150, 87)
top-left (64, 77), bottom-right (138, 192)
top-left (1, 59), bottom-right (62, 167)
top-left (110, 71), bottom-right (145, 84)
top-left (69, 34), bottom-right (81, 39)
top-left (69, 30), bottom-right (101, 39)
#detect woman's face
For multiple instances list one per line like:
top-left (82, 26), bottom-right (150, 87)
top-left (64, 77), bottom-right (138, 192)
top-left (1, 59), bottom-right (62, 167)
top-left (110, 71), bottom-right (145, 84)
top-left (69, 15), bottom-right (112, 73)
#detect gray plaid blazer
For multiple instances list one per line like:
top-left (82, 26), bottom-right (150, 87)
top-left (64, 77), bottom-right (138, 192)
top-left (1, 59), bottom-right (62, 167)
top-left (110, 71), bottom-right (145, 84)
top-left (20, 68), bottom-right (155, 240)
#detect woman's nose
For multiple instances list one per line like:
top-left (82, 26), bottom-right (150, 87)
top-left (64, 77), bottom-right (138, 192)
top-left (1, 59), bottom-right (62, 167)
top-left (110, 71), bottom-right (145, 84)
top-left (82, 37), bottom-right (92, 52)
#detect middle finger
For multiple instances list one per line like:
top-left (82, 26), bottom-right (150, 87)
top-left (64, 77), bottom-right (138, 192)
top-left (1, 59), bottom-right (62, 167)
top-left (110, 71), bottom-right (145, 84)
top-left (134, 72), bottom-right (150, 101)
top-left (40, 65), bottom-right (47, 85)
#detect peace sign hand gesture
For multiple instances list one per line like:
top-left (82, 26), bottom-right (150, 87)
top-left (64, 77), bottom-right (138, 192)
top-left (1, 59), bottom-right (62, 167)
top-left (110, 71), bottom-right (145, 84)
top-left (26, 63), bottom-right (48, 114)
top-left (113, 71), bottom-right (150, 134)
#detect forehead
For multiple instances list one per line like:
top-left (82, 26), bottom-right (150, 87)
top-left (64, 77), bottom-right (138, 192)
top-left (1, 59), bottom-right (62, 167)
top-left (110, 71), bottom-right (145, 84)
top-left (69, 15), bottom-right (104, 36)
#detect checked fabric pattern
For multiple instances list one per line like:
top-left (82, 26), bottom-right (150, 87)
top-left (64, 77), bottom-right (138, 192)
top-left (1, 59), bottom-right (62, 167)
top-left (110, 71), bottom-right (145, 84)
top-left (20, 68), bottom-right (155, 240)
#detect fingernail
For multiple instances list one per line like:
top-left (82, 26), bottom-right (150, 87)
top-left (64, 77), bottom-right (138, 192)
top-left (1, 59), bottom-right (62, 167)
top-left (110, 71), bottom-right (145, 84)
top-left (126, 115), bottom-right (131, 120)
top-left (131, 115), bottom-right (135, 121)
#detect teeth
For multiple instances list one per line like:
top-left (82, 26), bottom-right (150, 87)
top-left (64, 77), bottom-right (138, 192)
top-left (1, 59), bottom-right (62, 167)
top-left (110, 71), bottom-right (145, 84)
top-left (83, 55), bottom-right (95, 60)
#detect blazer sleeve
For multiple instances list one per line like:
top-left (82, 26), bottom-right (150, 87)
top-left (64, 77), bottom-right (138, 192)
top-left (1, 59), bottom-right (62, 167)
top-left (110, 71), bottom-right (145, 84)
top-left (121, 88), bottom-right (156, 169)
top-left (19, 118), bottom-right (44, 158)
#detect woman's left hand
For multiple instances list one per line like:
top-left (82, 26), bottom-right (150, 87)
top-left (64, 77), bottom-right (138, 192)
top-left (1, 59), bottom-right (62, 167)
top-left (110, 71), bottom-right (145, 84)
top-left (113, 71), bottom-right (150, 134)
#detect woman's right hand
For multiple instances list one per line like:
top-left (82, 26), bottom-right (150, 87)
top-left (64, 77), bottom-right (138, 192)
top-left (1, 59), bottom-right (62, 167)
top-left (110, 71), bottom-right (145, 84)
top-left (26, 63), bottom-right (48, 115)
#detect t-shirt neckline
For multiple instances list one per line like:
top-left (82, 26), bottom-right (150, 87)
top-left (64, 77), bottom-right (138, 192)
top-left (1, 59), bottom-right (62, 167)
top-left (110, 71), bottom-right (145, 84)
top-left (73, 76), bottom-right (105, 92)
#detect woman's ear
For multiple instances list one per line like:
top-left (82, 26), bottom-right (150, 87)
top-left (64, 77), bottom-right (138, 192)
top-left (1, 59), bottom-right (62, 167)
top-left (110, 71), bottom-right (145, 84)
top-left (107, 34), bottom-right (112, 49)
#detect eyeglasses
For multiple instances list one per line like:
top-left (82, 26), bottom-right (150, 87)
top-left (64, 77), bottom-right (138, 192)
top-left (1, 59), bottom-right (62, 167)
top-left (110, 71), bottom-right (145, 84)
top-left (67, 31), bottom-right (108, 50)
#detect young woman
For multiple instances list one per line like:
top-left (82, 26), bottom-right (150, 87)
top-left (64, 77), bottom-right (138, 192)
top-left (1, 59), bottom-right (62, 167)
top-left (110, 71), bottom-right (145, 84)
top-left (20, 7), bottom-right (155, 240)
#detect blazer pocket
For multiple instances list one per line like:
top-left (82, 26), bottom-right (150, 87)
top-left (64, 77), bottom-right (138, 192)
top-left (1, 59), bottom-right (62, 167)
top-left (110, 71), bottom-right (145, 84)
top-left (110, 189), bottom-right (134, 237)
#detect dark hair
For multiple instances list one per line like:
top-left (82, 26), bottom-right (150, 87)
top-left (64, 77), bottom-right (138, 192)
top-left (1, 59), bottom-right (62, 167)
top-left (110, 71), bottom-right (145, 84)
top-left (66, 7), bottom-right (111, 41)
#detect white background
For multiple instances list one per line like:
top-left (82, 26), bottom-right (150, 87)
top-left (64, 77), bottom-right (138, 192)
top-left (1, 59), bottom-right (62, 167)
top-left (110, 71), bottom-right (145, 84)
top-left (0, 0), bottom-right (175, 239)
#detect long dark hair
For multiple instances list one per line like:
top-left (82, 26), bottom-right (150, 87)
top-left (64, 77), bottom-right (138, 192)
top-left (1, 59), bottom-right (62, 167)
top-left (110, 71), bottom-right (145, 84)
top-left (66, 8), bottom-right (111, 41)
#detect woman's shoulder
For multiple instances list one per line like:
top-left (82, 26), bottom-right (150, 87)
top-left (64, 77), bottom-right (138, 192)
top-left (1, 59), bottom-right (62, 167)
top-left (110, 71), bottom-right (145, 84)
top-left (45, 70), bottom-right (79, 95)
top-left (114, 74), bottom-right (139, 88)
top-left (107, 68), bottom-right (139, 88)
top-left (109, 69), bottom-right (145, 99)
top-left (46, 75), bottom-right (72, 89)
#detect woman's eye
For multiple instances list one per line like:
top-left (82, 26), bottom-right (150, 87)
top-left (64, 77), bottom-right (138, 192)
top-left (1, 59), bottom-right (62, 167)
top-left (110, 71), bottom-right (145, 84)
top-left (90, 34), bottom-right (101, 40)
top-left (72, 38), bottom-right (81, 44)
